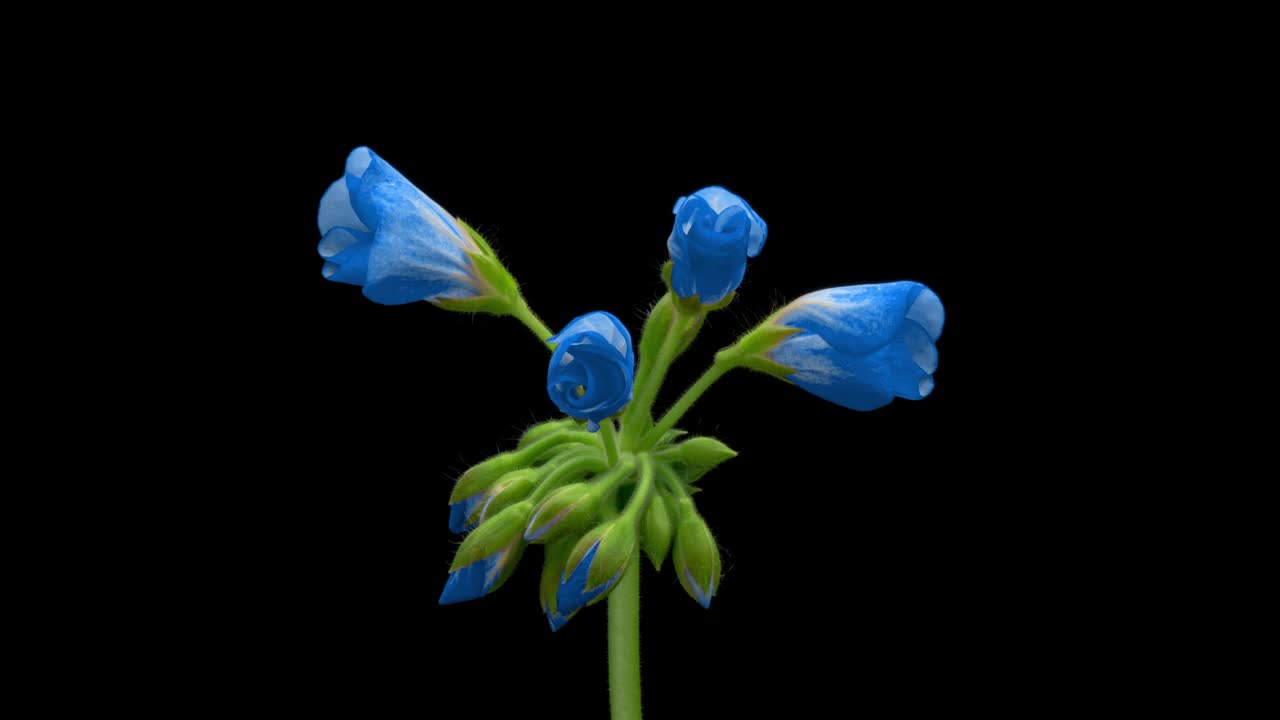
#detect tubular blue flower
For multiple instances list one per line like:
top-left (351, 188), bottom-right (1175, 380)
top-left (546, 312), bottom-right (635, 432)
top-left (317, 146), bottom-right (493, 305)
top-left (768, 282), bottom-right (944, 411)
top-left (667, 186), bottom-right (767, 305)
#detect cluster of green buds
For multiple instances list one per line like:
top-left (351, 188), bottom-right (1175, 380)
top-left (440, 418), bottom-right (733, 630)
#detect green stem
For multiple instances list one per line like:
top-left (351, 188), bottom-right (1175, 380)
top-left (512, 297), bottom-right (554, 350)
top-left (600, 420), bottom-right (620, 466)
top-left (641, 362), bottom-right (733, 449)
top-left (608, 560), bottom-right (641, 720)
top-left (622, 305), bottom-right (701, 449)
top-left (608, 453), bottom-right (653, 720)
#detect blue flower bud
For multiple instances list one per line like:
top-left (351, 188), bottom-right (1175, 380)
top-left (766, 282), bottom-right (944, 411)
top-left (318, 147), bottom-right (507, 306)
top-left (557, 522), bottom-right (637, 615)
top-left (540, 537), bottom-right (578, 632)
top-left (672, 498), bottom-right (720, 609)
top-left (439, 501), bottom-right (531, 605)
top-left (546, 312), bottom-right (635, 432)
top-left (448, 492), bottom-right (484, 534)
top-left (667, 186), bottom-right (767, 305)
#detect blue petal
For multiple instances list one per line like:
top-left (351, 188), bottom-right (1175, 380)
top-left (320, 240), bottom-right (372, 286)
top-left (778, 282), bottom-right (928, 356)
top-left (317, 179), bottom-right (369, 235)
top-left (691, 186), bottom-right (767, 257)
top-left (319, 147), bottom-right (484, 305)
top-left (548, 311), bottom-right (634, 365)
top-left (448, 493), bottom-right (484, 534)
top-left (666, 193), bottom-right (753, 304)
top-left (547, 334), bottom-right (634, 423)
top-left (438, 549), bottom-right (511, 605)
top-left (547, 610), bottom-right (574, 632)
top-left (684, 568), bottom-right (714, 609)
top-left (556, 541), bottom-right (624, 615)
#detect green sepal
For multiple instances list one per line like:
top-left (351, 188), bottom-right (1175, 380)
top-left (642, 487), bottom-right (675, 571)
top-left (472, 468), bottom-right (540, 526)
top-left (656, 429), bottom-right (688, 448)
top-left (450, 500), bottom-right (532, 571)
top-left (517, 418), bottom-right (578, 449)
top-left (432, 294), bottom-right (514, 315)
top-left (524, 483), bottom-right (597, 544)
top-left (540, 536), bottom-right (577, 620)
top-left (737, 354), bottom-right (797, 379)
top-left (702, 290), bottom-right (736, 312)
top-left (673, 498), bottom-right (721, 607)
top-left (564, 521), bottom-right (637, 601)
top-left (660, 260), bottom-right (674, 292)
top-left (457, 218), bottom-right (498, 259)
top-left (718, 323), bottom-right (804, 364)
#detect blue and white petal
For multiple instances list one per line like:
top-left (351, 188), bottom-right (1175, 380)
top-left (317, 147), bottom-right (489, 306)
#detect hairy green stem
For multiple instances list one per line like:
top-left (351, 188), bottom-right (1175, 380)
top-left (642, 362), bottom-right (733, 449)
top-left (608, 453), bottom-right (653, 720)
top-left (512, 298), bottom-right (554, 350)
top-left (600, 420), bottom-right (620, 466)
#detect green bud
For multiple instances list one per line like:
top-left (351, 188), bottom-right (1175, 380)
top-left (517, 418), bottom-right (578, 449)
top-left (524, 483), bottom-right (599, 543)
top-left (449, 432), bottom-right (592, 503)
top-left (565, 520), bottom-right (637, 599)
top-left (451, 500), bottom-right (533, 572)
top-left (642, 487), bottom-right (675, 571)
top-left (673, 498), bottom-right (720, 608)
top-left (472, 468), bottom-right (540, 526)
top-left (655, 437), bottom-right (737, 482)
top-left (540, 537), bottom-right (577, 631)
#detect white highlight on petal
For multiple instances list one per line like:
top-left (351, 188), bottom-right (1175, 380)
top-left (318, 179), bottom-right (368, 234)
top-left (568, 314), bottom-right (628, 357)
top-left (346, 147), bottom-right (373, 178)
top-left (918, 376), bottom-right (934, 397)
top-left (907, 288), bottom-right (944, 340)
top-left (902, 323), bottom-right (938, 374)
top-left (318, 227), bottom-right (360, 258)
top-left (321, 262), bottom-right (339, 278)
top-left (770, 333), bottom-right (849, 385)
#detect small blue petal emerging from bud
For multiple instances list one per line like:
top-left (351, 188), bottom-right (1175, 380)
top-left (448, 492), bottom-right (484, 534)
top-left (547, 610), bottom-right (573, 632)
top-left (318, 147), bottom-right (488, 305)
top-left (667, 186), bottom-right (767, 305)
top-left (546, 312), bottom-right (635, 432)
top-left (438, 545), bottom-right (520, 605)
top-left (770, 282), bottom-right (944, 411)
top-left (556, 541), bottom-right (624, 615)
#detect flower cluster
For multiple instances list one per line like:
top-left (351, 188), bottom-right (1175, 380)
top-left (315, 147), bottom-right (945, 628)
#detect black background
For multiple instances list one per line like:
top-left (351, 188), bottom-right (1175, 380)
top-left (213, 67), bottom-right (1062, 716)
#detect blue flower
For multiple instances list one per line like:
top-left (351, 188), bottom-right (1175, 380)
top-left (667, 186), bottom-right (767, 305)
top-left (769, 282), bottom-right (944, 411)
top-left (317, 147), bottom-right (488, 305)
top-left (546, 312), bottom-right (635, 432)
top-left (448, 492), bottom-right (484, 534)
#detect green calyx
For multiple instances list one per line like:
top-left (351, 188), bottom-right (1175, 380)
top-left (433, 222), bottom-right (523, 316)
top-left (673, 497), bottom-right (721, 607)
top-left (451, 500), bottom-right (533, 571)
top-left (714, 322), bottom-right (803, 378)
